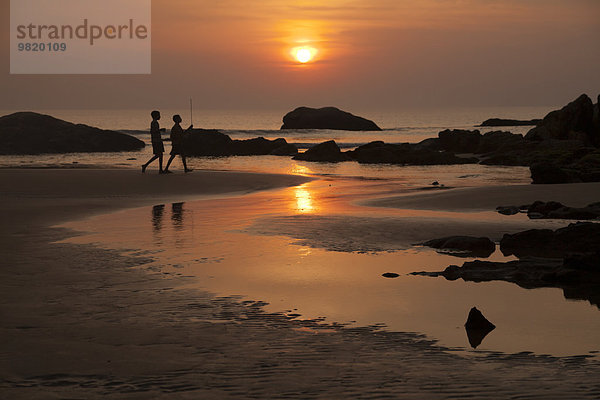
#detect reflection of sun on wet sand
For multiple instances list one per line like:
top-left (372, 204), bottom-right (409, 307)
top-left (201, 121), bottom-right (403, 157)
top-left (2, 168), bottom-right (600, 399)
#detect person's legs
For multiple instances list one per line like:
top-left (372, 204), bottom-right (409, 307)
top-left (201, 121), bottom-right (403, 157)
top-left (164, 154), bottom-right (176, 172)
top-left (158, 154), bottom-right (164, 173)
top-left (142, 155), bottom-right (159, 173)
top-left (182, 156), bottom-right (192, 173)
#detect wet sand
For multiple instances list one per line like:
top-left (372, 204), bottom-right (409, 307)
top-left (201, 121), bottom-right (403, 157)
top-left (1, 168), bottom-right (600, 399)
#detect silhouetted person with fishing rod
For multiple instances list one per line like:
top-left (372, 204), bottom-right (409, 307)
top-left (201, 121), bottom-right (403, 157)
top-left (142, 110), bottom-right (166, 174)
top-left (164, 114), bottom-right (193, 173)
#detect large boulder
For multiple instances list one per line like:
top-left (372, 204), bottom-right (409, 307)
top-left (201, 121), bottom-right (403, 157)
top-left (437, 129), bottom-right (482, 153)
top-left (477, 131), bottom-right (525, 154)
top-left (184, 129), bottom-right (233, 156)
top-left (530, 163), bottom-right (580, 184)
top-left (281, 107), bottom-right (381, 131)
top-left (0, 112), bottom-right (144, 154)
top-left (230, 137), bottom-right (297, 156)
top-left (184, 130), bottom-right (297, 156)
top-left (525, 94), bottom-right (599, 147)
top-left (422, 236), bottom-right (496, 258)
top-left (500, 222), bottom-right (600, 258)
top-left (293, 140), bottom-right (352, 162)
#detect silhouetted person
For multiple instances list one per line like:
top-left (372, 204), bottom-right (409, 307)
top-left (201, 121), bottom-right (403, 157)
top-left (164, 114), bottom-right (193, 173)
top-left (142, 110), bottom-right (166, 174)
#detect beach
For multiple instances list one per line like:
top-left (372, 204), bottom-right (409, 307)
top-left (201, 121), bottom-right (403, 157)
top-left (1, 168), bottom-right (599, 399)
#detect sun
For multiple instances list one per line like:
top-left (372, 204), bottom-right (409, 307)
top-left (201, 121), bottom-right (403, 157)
top-left (292, 46), bottom-right (317, 63)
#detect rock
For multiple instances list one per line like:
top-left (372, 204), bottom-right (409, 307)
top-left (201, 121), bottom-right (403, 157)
top-left (500, 222), bottom-right (600, 258)
top-left (230, 137), bottom-right (296, 156)
top-left (496, 206), bottom-right (520, 216)
top-left (521, 201), bottom-right (600, 220)
top-left (184, 129), bottom-right (233, 156)
top-left (422, 236), bottom-right (496, 258)
top-left (527, 201), bottom-right (565, 217)
top-left (464, 307), bottom-right (496, 349)
top-left (382, 272), bottom-right (400, 278)
top-left (281, 107), bottom-right (381, 131)
top-left (477, 131), bottom-right (525, 154)
top-left (0, 112), bottom-right (145, 154)
top-left (530, 163), bottom-right (580, 184)
top-left (269, 143), bottom-right (298, 156)
top-left (563, 251), bottom-right (600, 271)
top-left (525, 94), bottom-right (599, 147)
top-left (465, 307), bottom-right (496, 331)
top-left (292, 140), bottom-right (352, 162)
top-left (348, 141), bottom-right (478, 165)
top-left (479, 118), bottom-right (542, 127)
top-left (438, 129), bottom-right (482, 153)
top-left (412, 257), bottom-right (600, 308)
top-left (184, 130), bottom-right (297, 156)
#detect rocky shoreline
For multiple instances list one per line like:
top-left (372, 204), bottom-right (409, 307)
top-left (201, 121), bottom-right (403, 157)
top-left (412, 221), bottom-right (600, 308)
top-left (291, 94), bottom-right (600, 183)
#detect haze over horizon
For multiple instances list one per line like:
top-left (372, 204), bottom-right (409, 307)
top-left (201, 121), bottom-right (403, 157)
top-left (1, 0), bottom-right (599, 111)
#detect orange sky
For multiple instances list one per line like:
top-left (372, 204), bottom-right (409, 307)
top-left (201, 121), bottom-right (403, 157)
top-left (1, 0), bottom-right (599, 110)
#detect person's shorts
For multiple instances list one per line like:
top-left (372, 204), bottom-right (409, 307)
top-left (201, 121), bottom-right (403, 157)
top-left (170, 142), bottom-right (183, 156)
top-left (152, 140), bottom-right (164, 155)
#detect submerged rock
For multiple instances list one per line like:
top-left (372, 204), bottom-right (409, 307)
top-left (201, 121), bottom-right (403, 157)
top-left (422, 236), bottom-right (496, 258)
top-left (281, 107), bottom-right (381, 131)
top-left (0, 112), bottom-right (144, 154)
top-left (496, 206), bottom-right (521, 216)
top-left (479, 118), bottom-right (541, 127)
top-left (293, 140), bottom-right (352, 162)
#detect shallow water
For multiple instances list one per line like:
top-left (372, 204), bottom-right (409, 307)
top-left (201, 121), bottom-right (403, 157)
top-left (59, 176), bottom-right (600, 358)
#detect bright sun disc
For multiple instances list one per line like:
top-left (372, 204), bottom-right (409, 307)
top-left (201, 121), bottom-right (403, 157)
top-left (293, 47), bottom-right (316, 63)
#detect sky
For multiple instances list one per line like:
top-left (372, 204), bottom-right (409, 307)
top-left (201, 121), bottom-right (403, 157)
top-left (1, 0), bottom-right (599, 111)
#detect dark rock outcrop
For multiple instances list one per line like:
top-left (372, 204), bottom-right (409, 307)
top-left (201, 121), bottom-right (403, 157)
top-left (422, 236), bottom-right (496, 258)
top-left (500, 222), bottom-right (600, 258)
top-left (525, 94), bottom-right (599, 147)
top-left (293, 140), bottom-right (352, 162)
top-left (497, 201), bottom-right (600, 220)
top-left (412, 256), bottom-right (600, 308)
top-left (347, 141), bottom-right (478, 165)
top-left (479, 118), bottom-right (541, 127)
top-left (382, 272), bottom-right (400, 278)
top-left (496, 206), bottom-right (521, 216)
top-left (525, 201), bottom-right (600, 220)
top-left (530, 163), bottom-right (580, 184)
top-left (184, 129), bottom-right (297, 157)
top-left (464, 307), bottom-right (496, 349)
top-left (438, 129), bottom-right (482, 153)
top-left (281, 107), bottom-right (381, 131)
top-left (0, 112), bottom-right (144, 154)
